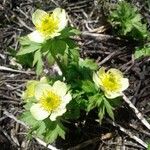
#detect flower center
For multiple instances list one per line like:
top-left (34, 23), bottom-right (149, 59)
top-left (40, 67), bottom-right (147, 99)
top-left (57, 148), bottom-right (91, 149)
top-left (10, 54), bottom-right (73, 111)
top-left (101, 72), bottom-right (121, 92)
top-left (40, 90), bottom-right (61, 112)
top-left (36, 14), bottom-right (59, 37)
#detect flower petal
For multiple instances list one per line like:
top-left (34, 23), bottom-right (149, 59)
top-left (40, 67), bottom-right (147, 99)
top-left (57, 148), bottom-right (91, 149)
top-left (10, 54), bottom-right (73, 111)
top-left (120, 78), bottom-right (129, 91)
top-left (98, 67), bottom-right (106, 78)
top-left (30, 103), bottom-right (49, 120)
top-left (105, 91), bottom-right (122, 99)
top-left (48, 32), bottom-right (60, 39)
top-left (63, 93), bottom-right (72, 104)
top-left (52, 81), bottom-right (68, 97)
top-left (50, 107), bottom-right (66, 121)
top-left (28, 31), bottom-right (45, 43)
top-left (32, 9), bottom-right (48, 26)
top-left (35, 83), bottom-right (52, 100)
top-left (108, 68), bottom-right (123, 77)
top-left (93, 72), bottom-right (100, 87)
top-left (52, 8), bottom-right (67, 31)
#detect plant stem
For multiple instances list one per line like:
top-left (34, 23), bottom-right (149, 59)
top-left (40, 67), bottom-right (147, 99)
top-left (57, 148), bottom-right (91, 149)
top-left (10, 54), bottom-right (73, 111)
top-left (51, 53), bottom-right (66, 77)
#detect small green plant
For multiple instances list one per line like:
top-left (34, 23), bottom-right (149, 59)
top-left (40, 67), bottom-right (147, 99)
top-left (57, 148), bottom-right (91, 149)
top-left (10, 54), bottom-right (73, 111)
top-left (109, 1), bottom-right (149, 40)
top-left (134, 44), bottom-right (150, 59)
top-left (17, 8), bottom-right (80, 75)
top-left (17, 8), bottom-right (129, 144)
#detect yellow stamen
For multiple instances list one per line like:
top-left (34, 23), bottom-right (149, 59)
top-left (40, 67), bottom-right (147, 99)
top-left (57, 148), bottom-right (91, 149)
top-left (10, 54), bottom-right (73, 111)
top-left (100, 71), bottom-right (122, 92)
top-left (36, 14), bottom-right (59, 37)
top-left (40, 90), bottom-right (61, 112)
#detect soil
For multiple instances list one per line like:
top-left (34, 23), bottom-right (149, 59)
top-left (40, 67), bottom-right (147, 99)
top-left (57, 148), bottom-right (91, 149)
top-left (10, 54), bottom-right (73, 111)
top-left (0, 0), bottom-right (150, 150)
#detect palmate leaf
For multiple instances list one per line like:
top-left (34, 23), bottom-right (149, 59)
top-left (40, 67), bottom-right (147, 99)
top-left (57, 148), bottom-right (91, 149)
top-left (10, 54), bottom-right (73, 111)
top-left (81, 80), bottom-right (97, 94)
top-left (20, 111), bottom-right (39, 127)
top-left (87, 94), bottom-right (103, 112)
top-left (45, 121), bottom-right (66, 144)
top-left (79, 58), bottom-right (98, 71)
top-left (19, 36), bottom-right (32, 45)
top-left (87, 94), bottom-right (115, 123)
top-left (17, 36), bottom-right (41, 55)
top-left (17, 45), bottom-right (41, 56)
top-left (51, 39), bottom-right (68, 55)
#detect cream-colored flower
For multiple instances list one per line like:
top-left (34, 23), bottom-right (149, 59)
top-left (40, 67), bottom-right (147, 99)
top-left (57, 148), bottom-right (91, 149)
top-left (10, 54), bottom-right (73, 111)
top-left (30, 81), bottom-right (72, 121)
top-left (93, 67), bottom-right (129, 99)
top-left (22, 77), bottom-right (48, 100)
top-left (28, 8), bottom-right (67, 43)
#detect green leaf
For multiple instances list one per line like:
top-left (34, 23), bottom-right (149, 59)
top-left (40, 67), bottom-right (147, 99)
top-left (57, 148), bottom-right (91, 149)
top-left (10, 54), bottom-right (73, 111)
top-left (18, 36), bottom-right (41, 56)
top-left (17, 38), bottom-right (41, 55)
top-left (20, 111), bottom-right (39, 127)
top-left (65, 99), bottom-right (80, 119)
top-left (36, 121), bottom-right (46, 136)
top-left (104, 98), bottom-right (114, 120)
top-left (19, 36), bottom-right (32, 46)
top-left (41, 40), bottom-right (52, 53)
top-left (134, 46), bottom-right (150, 59)
top-left (51, 39), bottom-right (67, 55)
top-left (81, 80), bottom-right (96, 93)
top-left (98, 105), bottom-right (105, 124)
top-left (65, 38), bottom-right (78, 49)
top-left (87, 94), bottom-right (103, 111)
top-left (70, 48), bottom-right (80, 62)
top-left (17, 45), bottom-right (39, 55)
top-left (61, 27), bottom-right (80, 38)
top-left (79, 58), bottom-right (98, 70)
top-left (45, 121), bottom-right (65, 143)
top-left (23, 102), bottom-right (34, 110)
top-left (16, 53), bottom-right (34, 67)
top-left (109, 97), bottom-right (123, 108)
top-left (33, 50), bottom-right (43, 75)
top-left (46, 52), bottom-right (55, 66)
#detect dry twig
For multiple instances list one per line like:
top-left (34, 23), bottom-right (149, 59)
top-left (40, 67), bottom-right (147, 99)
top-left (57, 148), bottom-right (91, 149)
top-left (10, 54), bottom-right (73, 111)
top-left (123, 94), bottom-right (150, 131)
top-left (0, 66), bottom-right (34, 74)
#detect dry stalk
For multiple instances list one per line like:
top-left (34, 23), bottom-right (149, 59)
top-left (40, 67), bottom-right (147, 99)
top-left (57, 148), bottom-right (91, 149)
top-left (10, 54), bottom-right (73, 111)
top-left (0, 66), bottom-right (34, 74)
top-left (123, 94), bottom-right (150, 131)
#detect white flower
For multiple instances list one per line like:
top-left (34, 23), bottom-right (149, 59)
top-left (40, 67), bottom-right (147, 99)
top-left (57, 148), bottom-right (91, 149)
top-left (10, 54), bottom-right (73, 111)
top-left (30, 81), bottom-right (72, 121)
top-left (93, 67), bottom-right (129, 99)
top-left (28, 8), bottom-right (67, 43)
